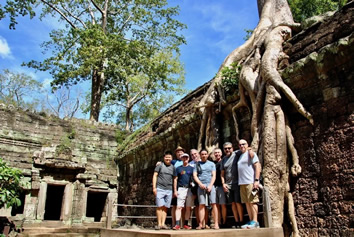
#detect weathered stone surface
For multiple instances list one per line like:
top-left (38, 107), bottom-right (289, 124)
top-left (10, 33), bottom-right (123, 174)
top-left (116, 4), bottom-right (354, 235)
top-left (0, 110), bottom-right (118, 226)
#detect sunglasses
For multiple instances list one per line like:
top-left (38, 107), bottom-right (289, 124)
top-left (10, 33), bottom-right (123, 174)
top-left (239, 143), bottom-right (247, 146)
top-left (224, 147), bottom-right (232, 150)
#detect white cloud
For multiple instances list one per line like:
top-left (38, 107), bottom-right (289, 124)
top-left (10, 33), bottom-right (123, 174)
top-left (0, 36), bottom-right (12, 58)
top-left (42, 78), bottom-right (53, 89)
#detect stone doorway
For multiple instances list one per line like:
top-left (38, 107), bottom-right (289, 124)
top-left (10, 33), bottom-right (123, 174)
top-left (44, 185), bottom-right (65, 220)
top-left (86, 191), bottom-right (108, 222)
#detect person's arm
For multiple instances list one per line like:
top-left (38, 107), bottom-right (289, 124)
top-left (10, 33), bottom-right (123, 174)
top-left (152, 172), bottom-right (158, 196)
top-left (193, 171), bottom-right (206, 190)
top-left (208, 170), bottom-right (216, 192)
top-left (173, 176), bottom-right (178, 197)
top-left (253, 162), bottom-right (261, 189)
top-left (221, 167), bottom-right (229, 192)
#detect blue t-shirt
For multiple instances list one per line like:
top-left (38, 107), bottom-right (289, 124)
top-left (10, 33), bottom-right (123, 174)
top-left (176, 165), bottom-right (194, 187)
top-left (193, 160), bottom-right (216, 185)
top-left (172, 159), bottom-right (183, 168)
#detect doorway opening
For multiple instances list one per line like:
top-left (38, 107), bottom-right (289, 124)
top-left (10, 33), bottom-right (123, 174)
top-left (86, 191), bottom-right (108, 222)
top-left (44, 185), bottom-right (65, 220)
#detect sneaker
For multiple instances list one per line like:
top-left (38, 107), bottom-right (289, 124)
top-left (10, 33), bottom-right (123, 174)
top-left (155, 226), bottom-right (161, 230)
top-left (173, 225), bottom-right (181, 230)
top-left (247, 221), bottom-right (260, 229)
top-left (183, 225), bottom-right (192, 230)
top-left (241, 221), bottom-right (251, 229)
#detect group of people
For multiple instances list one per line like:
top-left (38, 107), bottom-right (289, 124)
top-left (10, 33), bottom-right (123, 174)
top-left (152, 139), bottom-right (261, 230)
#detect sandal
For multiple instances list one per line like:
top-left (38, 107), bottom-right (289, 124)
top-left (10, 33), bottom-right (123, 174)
top-left (205, 225), bottom-right (210, 229)
top-left (213, 226), bottom-right (220, 230)
top-left (196, 226), bottom-right (204, 230)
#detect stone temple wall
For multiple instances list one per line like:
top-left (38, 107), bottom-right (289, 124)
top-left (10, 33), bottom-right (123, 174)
top-left (0, 108), bottom-right (118, 226)
top-left (116, 3), bottom-right (354, 235)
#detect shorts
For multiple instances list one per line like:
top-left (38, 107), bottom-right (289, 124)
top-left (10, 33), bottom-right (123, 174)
top-left (225, 184), bottom-right (241, 203)
top-left (171, 196), bottom-right (177, 206)
top-left (156, 188), bottom-right (173, 208)
top-left (197, 185), bottom-right (216, 205)
top-left (177, 187), bottom-right (194, 207)
top-left (240, 184), bottom-right (259, 203)
top-left (215, 186), bottom-right (226, 205)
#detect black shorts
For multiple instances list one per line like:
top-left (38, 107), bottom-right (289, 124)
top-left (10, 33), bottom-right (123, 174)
top-left (171, 196), bottom-right (177, 205)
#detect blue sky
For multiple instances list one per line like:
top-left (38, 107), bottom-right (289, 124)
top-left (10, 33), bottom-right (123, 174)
top-left (0, 0), bottom-right (259, 119)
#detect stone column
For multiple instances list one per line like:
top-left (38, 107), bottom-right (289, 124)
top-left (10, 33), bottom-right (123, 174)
top-left (37, 182), bottom-right (47, 220)
top-left (61, 183), bottom-right (73, 223)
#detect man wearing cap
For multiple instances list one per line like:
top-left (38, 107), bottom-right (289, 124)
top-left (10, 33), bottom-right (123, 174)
top-left (172, 153), bottom-right (194, 230)
top-left (170, 146), bottom-right (185, 227)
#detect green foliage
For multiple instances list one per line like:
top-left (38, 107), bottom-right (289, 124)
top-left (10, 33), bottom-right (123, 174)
top-left (103, 48), bottom-right (186, 131)
top-left (115, 129), bottom-right (130, 144)
top-left (1, 0), bottom-right (186, 121)
top-left (220, 62), bottom-right (241, 92)
top-left (288, 0), bottom-right (348, 22)
top-left (243, 29), bottom-right (253, 41)
top-left (0, 69), bottom-right (43, 109)
top-left (0, 158), bottom-right (23, 209)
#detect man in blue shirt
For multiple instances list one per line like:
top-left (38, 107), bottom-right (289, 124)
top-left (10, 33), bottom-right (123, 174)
top-left (193, 150), bottom-right (219, 230)
top-left (173, 153), bottom-right (194, 230)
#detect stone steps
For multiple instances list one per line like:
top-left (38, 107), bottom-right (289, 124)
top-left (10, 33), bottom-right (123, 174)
top-left (18, 227), bottom-right (101, 237)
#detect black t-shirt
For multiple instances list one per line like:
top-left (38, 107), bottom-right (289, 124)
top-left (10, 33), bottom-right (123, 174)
top-left (214, 160), bottom-right (222, 187)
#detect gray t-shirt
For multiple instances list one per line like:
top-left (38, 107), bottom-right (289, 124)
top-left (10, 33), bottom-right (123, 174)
top-left (193, 160), bottom-right (216, 185)
top-left (155, 163), bottom-right (176, 190)
top-left (221, 150), bottom-right (241, 186)
top-left (238, 151), bottom-right (259, 185)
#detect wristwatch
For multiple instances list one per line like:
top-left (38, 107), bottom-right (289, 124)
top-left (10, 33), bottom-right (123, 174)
top-left (255, 179), bottom-right (259, 182)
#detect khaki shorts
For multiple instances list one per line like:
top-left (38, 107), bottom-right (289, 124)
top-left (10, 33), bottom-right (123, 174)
top-left (240, 184), bottom-right (259, 203)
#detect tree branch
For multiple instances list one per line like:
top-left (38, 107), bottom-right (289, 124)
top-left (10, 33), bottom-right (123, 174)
top-left (40, 0), bottom-right (77, 29)
top-left (60, 2), bottom-right (87, 28)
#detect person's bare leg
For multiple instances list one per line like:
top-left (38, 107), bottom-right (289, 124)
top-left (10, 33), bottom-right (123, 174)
top-left (184, 206), bottom-right (191, 224)
top-left (251, 203), bottom-right (258, 222)
top-left (236, 202), bottom-right (244, 222)
top-left (221, 204), bottom-right (227, 224)
top-left (212, 204), bottom-right (219, 228)
top-left (171, 205), bottom-right (176, 226)
top-left (245, 203), bottom-right (253, 221)
top-left (216, 204), bottom-right (221, 224)
top-left (231, 202), bottom-right (239, 222)
top-left (156, 208), bottom-right (162, 227)
top-left (198, 204), bottom-right (205, 228)
top-left (162, 207), bottom-right (168, 227)
top-left (175, 206), bottom-right (182, 226)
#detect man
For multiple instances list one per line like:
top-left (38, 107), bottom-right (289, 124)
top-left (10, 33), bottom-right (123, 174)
top-left (193, 149), bottom-right (219, 230)
top-left (213, 148), bottom-right (227, 228)
top-left (171, 146), bottom-right (185, 227)
top-left (238, 139), bottom-right (261, 229)
top-left (220, 142), bottom-right (244, 228)
top-left (152, 151), bottom-right (177, 230)
top-left (173, 153), bottom-right (194, 230)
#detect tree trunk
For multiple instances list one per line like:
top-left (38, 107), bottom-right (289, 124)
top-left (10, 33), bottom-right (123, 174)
top-left (89, 68), bottom-right (104, 121)
top-left (125, 106), bottom-right (132, 131)
top-left (196, 0), bottom-right (313, 235)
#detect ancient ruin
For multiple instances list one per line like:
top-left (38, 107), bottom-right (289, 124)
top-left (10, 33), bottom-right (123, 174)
top-left (0, 1), bottom-right (353, 237)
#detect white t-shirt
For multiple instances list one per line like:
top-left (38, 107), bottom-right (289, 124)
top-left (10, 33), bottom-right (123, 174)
top-left (237, 151), bottom-right (259, 185)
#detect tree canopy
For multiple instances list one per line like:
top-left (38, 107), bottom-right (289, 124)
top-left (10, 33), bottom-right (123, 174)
top-left (1, 0), bottom-right (186, 122)
top-left (0, 69), bottom-right (42, 110)
top-left (288, 0), bottom-right (348, 22)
